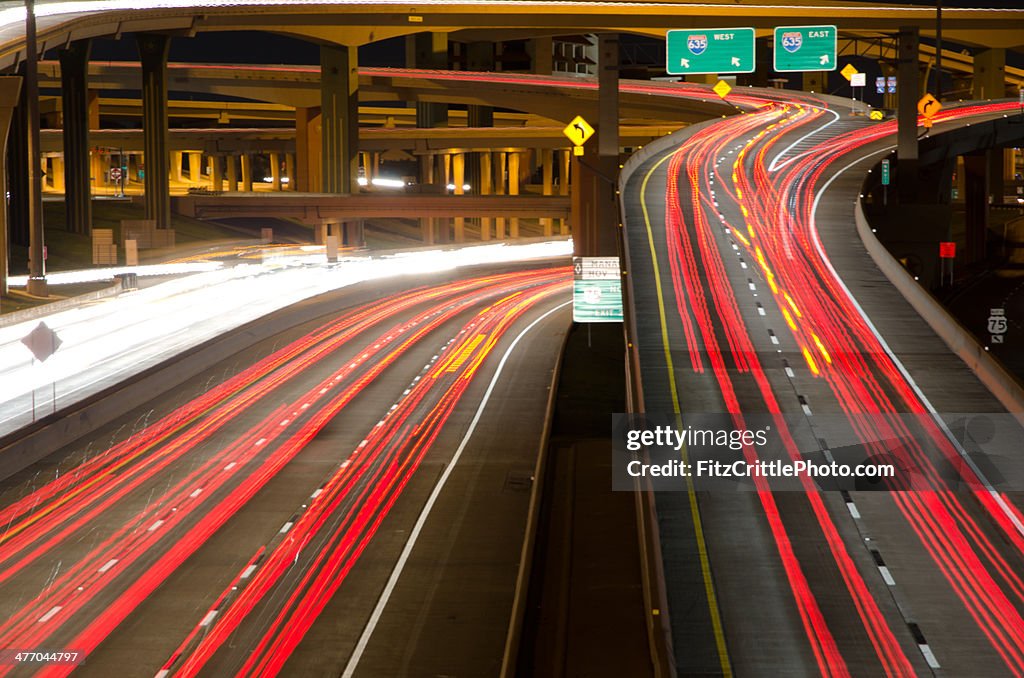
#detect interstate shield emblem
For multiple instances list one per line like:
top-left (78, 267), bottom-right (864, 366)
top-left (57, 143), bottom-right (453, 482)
top-left (688, 35), bottom-right (708, 56)
top-left (781, 32), bottom-right (803, 53)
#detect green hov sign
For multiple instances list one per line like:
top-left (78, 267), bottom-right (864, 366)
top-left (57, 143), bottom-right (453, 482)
top-left (573, 257), bottom-right (623, 323)
top-left (666, 28), bottom-right (756, 75)
top-left (773, 25), bottom-right (838, 72)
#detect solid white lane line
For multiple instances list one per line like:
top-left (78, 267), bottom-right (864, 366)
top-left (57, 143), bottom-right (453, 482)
top-left (341, 300), bottom-right (570, 678)
top-left (810, 144), bottom-right (1024, 539)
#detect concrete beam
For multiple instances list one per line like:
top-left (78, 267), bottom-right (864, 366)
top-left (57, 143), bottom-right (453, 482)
top-left (174, 193), bottom-right (570, 221)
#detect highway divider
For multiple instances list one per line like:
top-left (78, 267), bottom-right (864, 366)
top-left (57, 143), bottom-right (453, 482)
top-left (500, 322), bottom-right (569, 677)
top-left (0, 279), bottom-right (122, 330)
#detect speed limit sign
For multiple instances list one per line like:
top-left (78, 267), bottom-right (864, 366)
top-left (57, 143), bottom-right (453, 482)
top-left (110, 167), bottom-right (123, 181)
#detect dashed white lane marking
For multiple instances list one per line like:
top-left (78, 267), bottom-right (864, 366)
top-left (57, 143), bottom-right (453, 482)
top-left (769, 335), bottom-right (780, 345)
top-left (38, 606), bottom-right (62, 623)
top-left (846, 502), bottom-right (861, 519)
top-left (241, 564), bottom-right (258, 579)
top-left (311, 488), bottom-right (323, 499)
top-left (280, 522), bottom-right (293, 534)
top-left (801, 403), bottom-right (813, 416)
top-left (878, 566), bottom-right (896, 586)
top-left (98, 559), bottom-right (118, 573)
top-left (200, 610), bottom-right (218, 627)
top-left (920, 644), bottom-right (941, 669)
top-left (224, 462), bottom-right (237, 471)
top-left (785, 367), bottom-right (795, 378)
top-left (255, 438), bottom-right (266, 446)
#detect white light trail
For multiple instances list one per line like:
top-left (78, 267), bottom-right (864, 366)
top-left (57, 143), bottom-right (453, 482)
top-left (0, 240), bottom-right (571, 438)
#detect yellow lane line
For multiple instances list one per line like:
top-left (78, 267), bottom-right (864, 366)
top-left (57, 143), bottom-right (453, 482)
top-left (638, 149), bottom-right (733, 678)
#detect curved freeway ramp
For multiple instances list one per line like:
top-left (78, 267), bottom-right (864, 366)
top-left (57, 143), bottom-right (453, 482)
top-left (621, 91), bottom-right (1024, 676)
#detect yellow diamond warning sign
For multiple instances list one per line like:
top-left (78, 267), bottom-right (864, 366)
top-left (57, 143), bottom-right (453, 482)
top-left (563, 115), bottom-right (595, 147)
top-left (713, 80), bottom-right (732, 99)
top-left (840, 63), bottom-right (858, 82)
top-left (917, 93), bottom-right (941, 118)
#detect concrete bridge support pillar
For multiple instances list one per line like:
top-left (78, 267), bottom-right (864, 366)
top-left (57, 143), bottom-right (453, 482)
top-left (896, 26), bottom-right (919, 204)
top-left (269, 152), bottom-right (281, 191)
top-left (295, 107), bottom-right (320, 192)
top-left (409, 32), bottom-right (448, 244)
top-left (7, 75), bottom-right (28, 249)
top-left (479, 147), bottom-right (492, 241)
top-left (802, 71), bottom-right (825, 93)
top-left (59, 39), bottom-right (91, 235)
top-left (359, 151), bottom-right (371, 184)
top-left (466, 41), bottom-right (494, 240)
top-left (172, 151), bottom-right (184, 183)
top-left (989, 149), bottom-right (1005, 204)
top-left (320, 44), bottom-right (359, 195)
top-left (50, 156), bottom-right (64, 193)
top-left (508, 150), bottom-right (521, 238)
top-left (0, 77), bottom-right (22, 297)
top-left (188, 151), bottom-right (202, 184)
top-left (494, 151), bottom-right (507, 239)
top-left (436, 155), bottom-right (451, 243)
top-left (452, 152), bottom-right (465, 242)
top-left (240, 152), bottom-right (253, 192)
top-left (529, 37), bottom-right (553, 75)
top-left (572, 33), bottom-right (619, 257)
top-left (88, 90), bottom-right (103, 192)
top-left (963, 151), bottom-right (989, 265)
top-left (343, 220), bottom-right (365, 248)
top-left (225, 155), bottom-right (238, 191)
top-left (209, 155), bottom-right (223, 192)
top-left (408, 33), bottom-right (448, 128)
top-left (972, 48), bottom-right (1005, 101)
top-left (559, 149), bottom-right (570, 236)
top-left (540, 148), bottom-right (554, 236)
top-left (418, 153), bottom-right (435, 244)
top-left (138, 33), bottom-right (171, 230)
top-left (285, 153), bottom-right (295, 191)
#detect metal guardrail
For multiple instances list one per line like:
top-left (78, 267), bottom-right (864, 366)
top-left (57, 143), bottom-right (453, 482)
top-left (0, 279), bottom-right (122, 330)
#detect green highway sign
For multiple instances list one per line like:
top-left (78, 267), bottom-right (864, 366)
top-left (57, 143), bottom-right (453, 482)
top-left (773, 25), bottom-right (837, 73)
top-left (573, 257), bottom-right (623, 323)
top-left (666, 28), bottom-right (756, 75)
top-left (881, 158), bottom-right (890, 186)
top-left (573, 280), bottom-right (623, 323)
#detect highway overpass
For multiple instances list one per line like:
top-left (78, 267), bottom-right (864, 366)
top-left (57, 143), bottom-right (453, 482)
top-left (0, 2), bottom-right (1023, 677)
